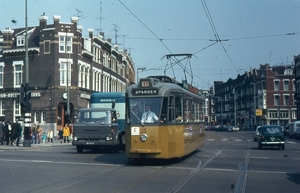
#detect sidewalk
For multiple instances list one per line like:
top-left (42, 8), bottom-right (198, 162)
top-left (0, 138), bottom-right (72, 150)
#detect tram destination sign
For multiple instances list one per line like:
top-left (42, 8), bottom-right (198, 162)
top-left (132, 88), bottom-right (158, 95)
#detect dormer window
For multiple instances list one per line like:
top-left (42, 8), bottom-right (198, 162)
top-left (17, 35), bottom-right (25, 46)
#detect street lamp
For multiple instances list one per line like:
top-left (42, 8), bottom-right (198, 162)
top-left (65, 26), bottom-right (70, 123)
top-left (251, 82), bottom-right (257, 126)
top-left (136, 67), bottom-right (146, 83)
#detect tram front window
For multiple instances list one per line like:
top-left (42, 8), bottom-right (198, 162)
top-left (129, 98), bottom-right (162, 124)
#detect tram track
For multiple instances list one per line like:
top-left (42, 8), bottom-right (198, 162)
top-left (166, 132), bottom-right (251, 193)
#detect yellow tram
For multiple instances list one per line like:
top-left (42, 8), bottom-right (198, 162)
top-left (125, 76), bottom-right (205, 159)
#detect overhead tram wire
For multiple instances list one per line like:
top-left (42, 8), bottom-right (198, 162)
top-left (201, 0), bottom-right (239, 74)
top-left (118, 0), bottom-right (172, 54)
top-left (119, 0), bottom-right (198, 85)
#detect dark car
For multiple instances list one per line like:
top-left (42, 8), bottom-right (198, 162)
top-left (257, 125), bottom-right (285, 150)
top-left (215, 125), bottom-right (228, 132)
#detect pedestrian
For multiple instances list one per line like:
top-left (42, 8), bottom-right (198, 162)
top-left (11, 121), bottom-right (22, 146)
top-left (37, 125), bottom-right (43, 144)
top-left (63, 124), bottom-right (71, 143)
top-left (58, 128), bottom-right (63, 143)
top-left (42, 132), bottom-right (47, 144)
top-left (5, 121), bottom-right (12, 145)
top-left (0, 121), bottom-right (4, 145)
top-left (47, 129), bottom-right (53, 143)
top-left (31, 124), bottom-right (37, 144)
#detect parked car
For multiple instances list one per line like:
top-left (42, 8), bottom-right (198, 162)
top-left (215, 125), bottom-right (228, 132)
top-left (227, 126), bottom-right (233, 132)
top-left (233, 126), bottom-right (239, 131)
top-left (253, 126), bottom-right (261, 141)
top-left (257, 125), bottom-right (285, 150)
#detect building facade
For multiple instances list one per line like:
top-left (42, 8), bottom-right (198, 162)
top-left (0, 15), bottom-right (135, 134)
top-left (213, 64), bottom-right (296, 130)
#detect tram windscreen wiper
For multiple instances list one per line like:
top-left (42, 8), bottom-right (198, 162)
top-left (130, 109), bottom-right (144, 126)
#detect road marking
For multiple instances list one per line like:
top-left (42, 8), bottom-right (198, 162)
top-left (207, 139), bottom-right (215, 141)
top-left (221, 138), bottom-right (228, 141)
top-left (250, 157), bottom-right (269, 159)
top-left (235, 139), bottom-right (242, 141)
top-left (286, 141), bottom-right (297, 144)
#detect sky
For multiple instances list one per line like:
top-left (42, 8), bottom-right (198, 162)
top-left (1, 0), bottom-right (300, 90)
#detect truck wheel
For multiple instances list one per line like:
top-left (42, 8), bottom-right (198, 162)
top-left (76, 146), bottom-right (84, 153)
top-left (113, 137), bottom-right (120, 153)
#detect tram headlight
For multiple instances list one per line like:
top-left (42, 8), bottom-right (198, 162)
top-left (140, 134), bottom-right (148, 142)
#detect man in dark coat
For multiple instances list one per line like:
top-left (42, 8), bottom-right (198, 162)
top-left (11, 121), bottom-right (22, 146)
top-left (5, 121), bottom-right (11, 145)
top-left (0, 121), bottom-right (4, 145)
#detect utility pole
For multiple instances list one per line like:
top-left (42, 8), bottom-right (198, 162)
top-left (23, 0), bottom-right (31, 147)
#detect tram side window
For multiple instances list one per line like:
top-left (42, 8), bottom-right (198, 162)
top-left (161, 97), bottom-right (168, 123)
top-left (168, 96), bottom-right (175, 122)
top-left (175, 96), bottom-right (182, 122)
top-left (184, 98), bottom-right (192, 122)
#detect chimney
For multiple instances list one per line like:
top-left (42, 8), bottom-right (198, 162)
top-left (53, 15), bottom-right (61, 24)
top-left (1, 27), bottom-right (14, 49)
top-left (71, 16), bottom-right (78, 24)
top-left (88, 28), bottom-right (93, 39)
top-left (99, 32), bottom-right (104, 39)
top-left (77, 26), bottom-right (83, 33)
top-left (39, 13), bottom-right (48, 29)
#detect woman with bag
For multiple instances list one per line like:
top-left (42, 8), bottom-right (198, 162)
top-left (62, 124), bottom-right (71, 143)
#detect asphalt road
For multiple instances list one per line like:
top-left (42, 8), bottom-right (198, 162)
top-left (0, 131), bottom-right (299, 193)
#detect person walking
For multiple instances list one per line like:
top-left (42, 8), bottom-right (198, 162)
top-left (0, 121), bottom-right (4, 145)
top-left (63, 124), bottom-right (71, 143)
top-left (36, 125), bottom-right (43, 144)
top-left (31, 124), bottom-right (37, 144)
top-left (58, 128), bottom-right (63, 143)
top-left (47, 129), bottom-right (53, 143)
top-left (42, 132), bottom-right (47, 143)
top-left (5, 121), bottom-right (12, 146)
top-left (11, 121), bottom-right (22, 146)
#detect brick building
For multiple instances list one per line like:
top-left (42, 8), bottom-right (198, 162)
top-left (213, 64), bottom-right (296, 130)
top-left (0, 14), bottom-right (135, 134)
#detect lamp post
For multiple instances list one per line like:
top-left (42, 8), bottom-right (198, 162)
top-left (65, 26), bottom-right (70, 123)
top-left (136, 67), bottom-right (146, 83)
top-left (23, 0), bottom-right (31, 147)
top-left (251, 82), bottom-right (257, 126)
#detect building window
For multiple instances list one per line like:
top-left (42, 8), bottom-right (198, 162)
top-left (0, 62), bottom-right (4, 88)
top-left (284, 95), bottom-right (290, 106)
top-left (17, 36), bottom-right (25, 46)
top-left (284, 81), bottom-right (289, 91)
top-left (34, 111), bottom-right (45, 123)
top-left (59, 35), bottom-right (72, 53)
top-left (274, 95), bottom-right (280, 106)
top-left (44, 41), bottom-right (50, 53)
top-left (60, 62), bottom-right (71, 86)
top-left (13, 61), bottom-right (23, 87)
top-left (0, 100), bottom-right (5, 116)
top-left (14, 100), bottom-right (21, 116)
top-left (274, 80), bottom-right (279, 91)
